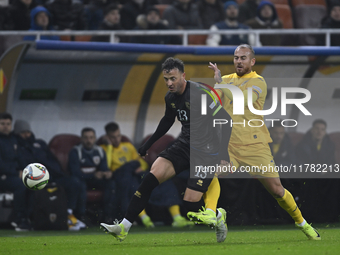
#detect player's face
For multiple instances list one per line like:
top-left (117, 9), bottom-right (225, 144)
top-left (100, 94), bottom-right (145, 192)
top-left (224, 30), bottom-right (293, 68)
top-left (311, 123), bottom-right (326, 142)
top-left (0, 118), bottom-right (12, 135)
top-left (163, 68), bottom-right (186, 95)
top-left (107, 129), bottom-right (122, 148)
top-left (270, 126), bottom-right (285, 144)
top-left (233, 47), bottom-right (255, 76)
top-left (81, 131), bottom-right (96, 150)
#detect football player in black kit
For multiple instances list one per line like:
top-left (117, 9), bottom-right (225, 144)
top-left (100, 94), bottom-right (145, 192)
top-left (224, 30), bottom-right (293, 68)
top-left (100, 57), bottom-right (232, 243)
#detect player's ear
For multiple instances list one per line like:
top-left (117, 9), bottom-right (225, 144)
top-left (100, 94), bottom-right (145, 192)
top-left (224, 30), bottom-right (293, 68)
top-left (251, 58), bottom-right (256, 67)
top-left (182, 72), bottom-right (186, 79)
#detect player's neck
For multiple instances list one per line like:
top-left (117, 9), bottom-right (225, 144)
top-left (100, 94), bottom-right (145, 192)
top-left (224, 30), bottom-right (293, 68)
top-left (176, 80), bottom-right (187, 95)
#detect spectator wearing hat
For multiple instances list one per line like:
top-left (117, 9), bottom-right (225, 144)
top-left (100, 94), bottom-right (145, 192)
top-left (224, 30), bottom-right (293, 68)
top-left (14, 119), bottom-right (86, 231)
top-left (131, 6), bottom-right (182, 44)
top-left (23, 6), bottom-right (60, 41)
top-left (207, 1), bottom-right (251, 46)
top-left (91, 4), bottom-right (127, 43)
top-left (162, 0), bottom-right (203, 30)
top-left (244, 0), bottom-right (282, 46)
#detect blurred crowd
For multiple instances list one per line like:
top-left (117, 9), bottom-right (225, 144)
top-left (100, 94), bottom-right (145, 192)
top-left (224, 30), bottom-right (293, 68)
top-left (0, 0), bottom-right (339, 46)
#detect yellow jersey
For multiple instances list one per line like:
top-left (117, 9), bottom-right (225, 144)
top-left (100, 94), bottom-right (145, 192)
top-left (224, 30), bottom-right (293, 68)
top-left (216, 71), bottom-right (272, 145)
top-left (101, 142), bottom-right (149, 172)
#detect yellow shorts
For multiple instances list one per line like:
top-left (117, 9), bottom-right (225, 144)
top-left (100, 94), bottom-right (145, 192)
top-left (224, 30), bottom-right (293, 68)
top-left (229, 143), bottom-right (279, 178)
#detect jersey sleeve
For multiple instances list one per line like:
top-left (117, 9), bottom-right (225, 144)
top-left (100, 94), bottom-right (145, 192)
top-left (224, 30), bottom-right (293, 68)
top-left (251, 77), bottom-right (267, 101)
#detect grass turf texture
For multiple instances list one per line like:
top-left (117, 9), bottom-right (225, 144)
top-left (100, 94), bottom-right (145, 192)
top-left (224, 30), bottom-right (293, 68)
top-left (1, 224), bottom-right (339, 255)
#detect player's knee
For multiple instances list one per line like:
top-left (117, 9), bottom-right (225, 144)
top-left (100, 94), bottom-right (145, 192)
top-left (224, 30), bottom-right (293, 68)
top-left (270, 185), bottom-right (285, 198)
top-left (183, 189), bottom-right (203, 202)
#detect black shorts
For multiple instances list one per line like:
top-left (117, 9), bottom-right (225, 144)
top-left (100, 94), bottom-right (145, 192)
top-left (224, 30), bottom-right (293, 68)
top-left (158, 140), bottom-right (217, 193)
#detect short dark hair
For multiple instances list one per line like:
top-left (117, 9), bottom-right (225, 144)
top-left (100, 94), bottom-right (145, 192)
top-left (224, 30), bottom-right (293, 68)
top-left (81, 127), bottom-right (96, 136)
top-left (105, 122), bottom-right (119, 133)
top-left (162, 57), bottom-right (184, 73)
top-left (312, 119), bottom-right (327, 128)
top-left (0, 112), bottom-right (12, 121)
top-left (104, 4), bottom-right (119, 17)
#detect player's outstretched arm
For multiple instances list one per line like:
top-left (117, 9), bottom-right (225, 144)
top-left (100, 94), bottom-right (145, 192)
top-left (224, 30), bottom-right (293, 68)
top-left (208, 62), bottom-right (223, 84)
top-left (138, 115), bottom-right (175, 156)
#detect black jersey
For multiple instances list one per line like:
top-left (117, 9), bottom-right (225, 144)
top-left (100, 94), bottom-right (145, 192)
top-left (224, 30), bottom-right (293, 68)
top-left (139, 81), bottom-right (231, 159)
top-left (164, 81), bottom-right (191, 145)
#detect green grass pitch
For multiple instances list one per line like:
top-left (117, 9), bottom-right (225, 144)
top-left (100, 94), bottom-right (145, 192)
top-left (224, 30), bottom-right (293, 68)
top-left (1, 224), bottom-right (340, 255)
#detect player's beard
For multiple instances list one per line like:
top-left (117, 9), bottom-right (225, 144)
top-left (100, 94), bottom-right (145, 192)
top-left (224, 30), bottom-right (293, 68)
top-left (235, 65), bottom-right (250, 76)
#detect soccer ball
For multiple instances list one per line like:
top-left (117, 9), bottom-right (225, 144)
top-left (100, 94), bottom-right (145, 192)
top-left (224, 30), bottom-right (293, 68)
top-left (22, 163), bottom-right (50, 190)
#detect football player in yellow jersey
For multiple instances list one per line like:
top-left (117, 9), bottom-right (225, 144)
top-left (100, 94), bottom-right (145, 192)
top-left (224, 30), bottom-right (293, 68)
top-left (101, 122), bottom-right (194, 229)
top-left (189, 44), bottom-right (321, 240)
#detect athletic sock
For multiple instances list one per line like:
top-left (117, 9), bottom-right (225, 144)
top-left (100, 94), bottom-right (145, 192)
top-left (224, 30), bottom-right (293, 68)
top-left (276, 189), bottom-right (304, 224)
top-left (297, 219), bottom-right (306, 227)
top-left (121, 218), bottom-right (132, 232)
top-left (125, 173), bottom-right (159, 223)
top-left (138, 209), bottom-right (147, 218)
top-left (183, 198), bottom-right (205, 212)
top-left (203, 177), bottom-right (220, 213)
top-left (169, 205), bottom-right (181, 218)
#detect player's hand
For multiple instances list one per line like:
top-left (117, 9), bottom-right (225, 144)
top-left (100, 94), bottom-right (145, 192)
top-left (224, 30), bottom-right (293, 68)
top-left (217, 160), bottom-right (232, 176)
top-left (208, 62), bottom-right (223, 84)
top-left (138, 145), bottom-right (148, 157)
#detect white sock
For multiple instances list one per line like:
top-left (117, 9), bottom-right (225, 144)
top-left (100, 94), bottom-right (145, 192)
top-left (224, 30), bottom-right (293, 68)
top-left (297, 219), bottom-right (306, 227)
top-left (67, 209), bottom-right (73, 215)
top-left (121, 218), bottom-right (132, 232)
top-left (140, 214), bottom-right (148, 220)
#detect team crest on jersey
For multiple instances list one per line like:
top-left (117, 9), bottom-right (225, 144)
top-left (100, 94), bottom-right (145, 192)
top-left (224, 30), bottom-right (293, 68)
top-left (122, 146), bottom-right (128, 152)
top-left (93, 156), bottom-right (100, 165)
top-left (171, 103), bottom-right (176, 108)
top-left (185, 102), bottom-right (190, 110)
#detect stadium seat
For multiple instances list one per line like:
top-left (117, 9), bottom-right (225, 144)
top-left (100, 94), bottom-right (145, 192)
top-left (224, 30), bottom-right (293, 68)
top-left (329, 132), bottom-right (340, 164)
top-left (287, 132), bottom-right (304, 147)
top-left (154, 4), bottom-right (170, 18)
top-left (188, 35), bottom-right (208, 45)
top-left (141, 134), bottom-right (175, 166)
top-left (275, 4), bottom-right (294, 28)
top-left (48, 134), bottom-right (81, 172)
